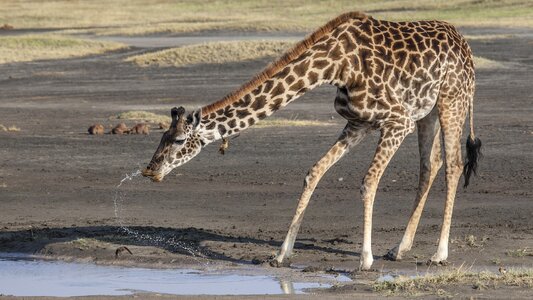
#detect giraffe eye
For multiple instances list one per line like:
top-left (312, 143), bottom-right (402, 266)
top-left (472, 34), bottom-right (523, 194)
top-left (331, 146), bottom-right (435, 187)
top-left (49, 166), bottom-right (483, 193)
top-left (174, 139), bottom-right (185, 145)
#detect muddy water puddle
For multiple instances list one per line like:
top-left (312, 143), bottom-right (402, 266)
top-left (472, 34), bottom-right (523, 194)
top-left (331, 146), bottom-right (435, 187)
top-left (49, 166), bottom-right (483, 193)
top-left (0, 253), bottom-right (349, 297)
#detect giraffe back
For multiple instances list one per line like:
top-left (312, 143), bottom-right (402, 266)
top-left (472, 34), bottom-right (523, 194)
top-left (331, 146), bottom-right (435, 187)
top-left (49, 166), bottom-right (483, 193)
top-left (312, 16), bottom-right (475, 124)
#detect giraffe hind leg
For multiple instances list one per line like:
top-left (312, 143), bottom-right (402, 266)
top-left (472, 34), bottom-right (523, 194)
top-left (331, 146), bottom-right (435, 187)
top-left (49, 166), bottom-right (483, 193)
top-left (428, 94), bottom-right (468, 265)
top-left (271, 122), bottom-right (370, 267)
top-left (386, 107), bottom-right (443, 261)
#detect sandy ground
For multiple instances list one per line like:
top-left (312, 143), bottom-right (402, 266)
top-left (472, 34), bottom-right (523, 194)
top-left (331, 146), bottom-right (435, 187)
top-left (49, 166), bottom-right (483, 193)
top-left (0, 28), bottom-right (532, 298)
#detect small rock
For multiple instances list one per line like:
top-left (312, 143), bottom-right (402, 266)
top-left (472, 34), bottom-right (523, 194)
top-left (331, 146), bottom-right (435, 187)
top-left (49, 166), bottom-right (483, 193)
top-left (129, 123), bottom-right (150, 135)
top-left (88, 124), bottom-right (104, 135)
top-left (111, 123), bottom-right (128, 134)
top-left (158, 122), bottom-right (169, 130)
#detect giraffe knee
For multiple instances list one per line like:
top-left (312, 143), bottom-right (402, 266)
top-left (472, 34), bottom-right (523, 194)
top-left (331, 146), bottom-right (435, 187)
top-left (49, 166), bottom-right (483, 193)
top-left (303, 166), bottom-right (320, 189)
top-left (360, 176), bottom-right (378, 200)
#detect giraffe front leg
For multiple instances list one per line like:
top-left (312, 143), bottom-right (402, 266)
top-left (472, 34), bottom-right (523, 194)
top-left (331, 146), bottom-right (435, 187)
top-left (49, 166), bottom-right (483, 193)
top-left (271, 123), bottom-right (369, 267)
top-left (387, 109), bottom-right (442, 261)
top-left (360, 121), bottom-right (412, 270)
top-left (271, 178), bottom-right (315, 267)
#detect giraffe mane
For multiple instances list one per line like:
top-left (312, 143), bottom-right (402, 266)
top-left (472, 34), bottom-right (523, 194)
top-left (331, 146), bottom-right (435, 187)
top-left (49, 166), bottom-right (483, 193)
top-left (201, 11), bottom-right (369, 116)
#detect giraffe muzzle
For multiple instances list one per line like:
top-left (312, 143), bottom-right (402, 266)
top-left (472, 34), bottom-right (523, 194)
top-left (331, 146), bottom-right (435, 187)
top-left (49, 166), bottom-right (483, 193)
top-left (142, 168), bottom-right (163, 182)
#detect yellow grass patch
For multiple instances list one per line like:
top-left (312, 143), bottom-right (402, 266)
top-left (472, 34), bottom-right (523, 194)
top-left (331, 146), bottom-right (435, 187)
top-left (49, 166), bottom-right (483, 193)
top-left (127, 40), bottom-right (294, 68)
top-left (114, 111), bottom-right (170, 124)
top-left (1, 1), bottom-right (531, 36)
top-left (0, 35), bottom-right (126, 64)
top-left (474, 56), bottom-right (505, 69)
top-left (0, 124), bottom-right (20, 132)
top-left (465, 34), bottom-right (516, 40)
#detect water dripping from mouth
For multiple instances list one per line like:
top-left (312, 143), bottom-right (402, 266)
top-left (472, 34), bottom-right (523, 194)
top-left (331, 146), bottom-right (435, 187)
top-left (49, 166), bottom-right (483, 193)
top-left (113, 170), bottom-right (207, 265)
top-left (116, 169), bottom-right (141, 188)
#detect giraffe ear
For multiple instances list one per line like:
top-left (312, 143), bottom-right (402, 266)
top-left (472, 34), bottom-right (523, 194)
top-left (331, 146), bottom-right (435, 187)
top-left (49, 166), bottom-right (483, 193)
top-left (187, 108), bottom-right (202, 130)
top-left (171, 106), bottom-right (186, 127)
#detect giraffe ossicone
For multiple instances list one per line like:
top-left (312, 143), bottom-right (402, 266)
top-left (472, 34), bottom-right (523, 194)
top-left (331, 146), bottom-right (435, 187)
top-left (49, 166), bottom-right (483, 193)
top-left (142, 11), bottom-right (482, 270)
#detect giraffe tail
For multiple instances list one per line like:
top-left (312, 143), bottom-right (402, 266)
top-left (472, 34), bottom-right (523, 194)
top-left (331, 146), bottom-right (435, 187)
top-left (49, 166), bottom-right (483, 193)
top-left (463, 97), bottom-right (482, 188)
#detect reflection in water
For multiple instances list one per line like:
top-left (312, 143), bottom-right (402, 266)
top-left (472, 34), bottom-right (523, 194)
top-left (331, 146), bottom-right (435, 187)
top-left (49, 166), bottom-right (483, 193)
top-left (0, 253), bottom-right (339, 297)
top-left (279, 278), bottom-right (295, 294)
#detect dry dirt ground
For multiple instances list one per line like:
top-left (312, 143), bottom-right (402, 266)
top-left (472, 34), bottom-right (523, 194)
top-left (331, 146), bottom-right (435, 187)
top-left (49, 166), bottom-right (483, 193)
top-left (0, 28), bottom-right (532, 298)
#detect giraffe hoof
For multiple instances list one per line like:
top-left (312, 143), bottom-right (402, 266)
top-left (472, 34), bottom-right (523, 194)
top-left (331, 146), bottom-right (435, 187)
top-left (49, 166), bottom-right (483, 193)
top-left (269, 259), bottom-right (291, 268)
top-left (384, 247), bottom-right (402, 261)
top-left (426, 259), bottom-right (448, 266)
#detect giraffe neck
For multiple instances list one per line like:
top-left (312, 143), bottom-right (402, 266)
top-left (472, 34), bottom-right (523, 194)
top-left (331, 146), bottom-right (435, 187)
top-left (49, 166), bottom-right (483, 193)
top-left (197, 52), bottom-right (339, 144)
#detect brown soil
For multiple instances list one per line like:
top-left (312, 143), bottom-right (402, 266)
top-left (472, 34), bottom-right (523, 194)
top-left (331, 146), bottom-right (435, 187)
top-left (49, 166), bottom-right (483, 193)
top-left (0, 30), bottom-right (532, 299)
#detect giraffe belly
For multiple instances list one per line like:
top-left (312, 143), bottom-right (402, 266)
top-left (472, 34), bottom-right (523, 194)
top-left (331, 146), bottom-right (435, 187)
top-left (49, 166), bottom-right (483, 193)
top-left (402, 89), bottom-right (439, 121)
top-left (335, 86), bottom-right (438, 126)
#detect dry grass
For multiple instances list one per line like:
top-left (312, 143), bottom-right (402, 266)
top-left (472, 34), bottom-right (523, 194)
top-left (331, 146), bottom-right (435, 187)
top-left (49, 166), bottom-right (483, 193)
top-left (127, 40), bottom-right (294, 67)
top-left (114, 111), bottom-right (170, 124)
top-left (451, 234), bottom-right (488, 248)
top-left (474, 56), bottom-right (506, 69)
top-left (465, 34), bottom-right (517, 40)
top-left (0, 1), bottom-right (531, 36)
top-left (506, 247), bottom-right (533, 257)
top-left (69, 238), bottom-right (94, 251)
top-left (0, 35), bottom-right (126, 64)
top-left (373, 266), bottom-right (533, 296)
top-left (0, 124), bottom-right (20, 132)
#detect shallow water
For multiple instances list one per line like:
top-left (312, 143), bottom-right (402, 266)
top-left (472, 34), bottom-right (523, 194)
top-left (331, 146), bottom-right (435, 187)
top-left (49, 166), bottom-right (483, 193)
top-left (0, 253), bottom-right (344, 297)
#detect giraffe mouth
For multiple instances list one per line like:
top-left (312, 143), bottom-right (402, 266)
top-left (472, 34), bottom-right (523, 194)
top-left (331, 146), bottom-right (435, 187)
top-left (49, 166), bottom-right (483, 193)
top-left (142, 168), bottom-right (164, 182)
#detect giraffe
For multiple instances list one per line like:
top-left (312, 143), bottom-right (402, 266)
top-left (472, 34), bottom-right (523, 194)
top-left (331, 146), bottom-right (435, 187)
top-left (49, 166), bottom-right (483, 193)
top-left (141, 11), bottom-right (482, 270)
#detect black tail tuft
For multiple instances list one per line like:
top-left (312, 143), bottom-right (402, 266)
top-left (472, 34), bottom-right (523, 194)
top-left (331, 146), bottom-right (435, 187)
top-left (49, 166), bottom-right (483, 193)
top-left (463, 135), bottom-right (482, 188)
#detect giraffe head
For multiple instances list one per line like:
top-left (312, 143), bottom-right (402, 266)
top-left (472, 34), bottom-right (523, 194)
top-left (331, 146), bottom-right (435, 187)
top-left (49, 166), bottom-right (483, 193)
top-left (142, 106), bottom-right (203, 182)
